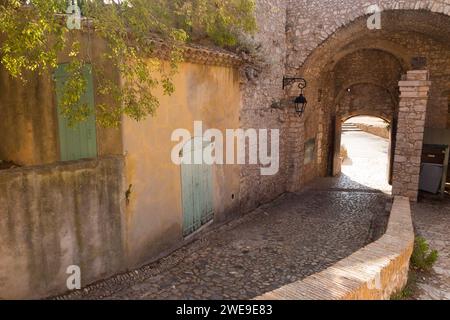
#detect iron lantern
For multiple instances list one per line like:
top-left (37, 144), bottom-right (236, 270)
top-left (294, 92), bottom-right (307, 115)
top-left (283, 77), bottom-right (308, 116)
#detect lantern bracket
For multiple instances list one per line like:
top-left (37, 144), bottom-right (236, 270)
top-left (283, 77), bottom-right (307, 90)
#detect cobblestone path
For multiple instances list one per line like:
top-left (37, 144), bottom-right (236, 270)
top-left (60, 177), bottom-right (390, 300)
top-left (412, 197), bottom-right (450, 300)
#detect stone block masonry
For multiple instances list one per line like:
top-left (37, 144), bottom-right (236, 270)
top-left (239, 0), bottom-right (290, 213)
top-left (392, 70), bottom-right (431, 202)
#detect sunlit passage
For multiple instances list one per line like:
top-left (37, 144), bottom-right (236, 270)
top-left (340, 116), bottom-right (392, 193)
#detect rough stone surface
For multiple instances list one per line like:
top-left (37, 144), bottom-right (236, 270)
top-left (55, 177), bottom-right (390, 300)
top-left (239, 0), bottom-right (290, 214)
top-left (287, 1), bottom-right (450, 68)
top-left (392, 71), bottom-right (430, 201)
top-left (284, 7), bottom-right (450, 192)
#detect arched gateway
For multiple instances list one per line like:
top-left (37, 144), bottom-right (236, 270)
top-left (284, 7), bottom-right (450, 201)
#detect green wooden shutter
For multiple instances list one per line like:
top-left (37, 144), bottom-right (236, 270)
top-left (181, 139), bottom-right (214, 236)
top-left (54, 64), bottom-right (97, 161)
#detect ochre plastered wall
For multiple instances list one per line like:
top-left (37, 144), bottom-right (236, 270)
top-left (0, 33), bottom-right (123, 166)
top-left (122, 62), bottom-right (241, 266)
top-left (0, 67), bottom-right (58, 166)
top-left (0, 156), bottom-right (126, 299)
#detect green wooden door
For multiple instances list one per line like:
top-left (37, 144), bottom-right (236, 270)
top-left (54, 64), bottom-right (97, 161)
top-left (181, 138), bottom-right (214, 236)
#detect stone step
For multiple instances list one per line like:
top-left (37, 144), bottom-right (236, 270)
top-left (342, 123), bottom-right (362, 132)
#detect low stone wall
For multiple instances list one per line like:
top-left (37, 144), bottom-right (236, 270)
top-left (0, 156), bottom-right (126, 299)
top-left (355, 124), bottom-right (390, 140)
top-left (256, 196), bottom-right (414, 300)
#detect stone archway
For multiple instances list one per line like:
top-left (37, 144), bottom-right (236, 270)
top-left (285, 8), bottom-right (450, 200)
top-left (287, 3), bottom-right (450, 68)
top-left (331, 82), bottom-right (397, 179)
top-left (340, 115), bottom-right (393, 189)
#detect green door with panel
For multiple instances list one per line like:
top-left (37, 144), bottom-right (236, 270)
top-left (54, 64), bottom-right (97, 161)
top-left (181, 138), bottom-right (214, 236)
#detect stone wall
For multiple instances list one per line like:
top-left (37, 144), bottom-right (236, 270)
top-left (0, 156), bottom-right (126, 299)
top-left (333, 49), bottom-right (402, 122)
top-left (337, 83), bottom-right (396, 122)
top-left (355, 123), bottom-right (391, 140)
top-left (392, 70), bottom-right (431, 201)
top-left (2, 0), bottom-right (450, 300)
top-left (283, 4), bottom-right (450, 187)
top-left (256, 196), bottom-right (414, 300)
top-left (239, 0), bottom-right (290, 212)
top-left (370, 30), bottom-right (450, 130)
top-left (287, 0), bottom-right (450, 68)
top-left (447, 93), bottom-right (450, 129)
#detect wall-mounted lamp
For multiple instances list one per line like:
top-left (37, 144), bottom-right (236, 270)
top-left (283, 77), bottom-right (308, 116)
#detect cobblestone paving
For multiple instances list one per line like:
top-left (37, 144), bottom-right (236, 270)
top-left (412, 196), bottom-right (450, 300)
top-left (59, 177), bottom-right (390, 300)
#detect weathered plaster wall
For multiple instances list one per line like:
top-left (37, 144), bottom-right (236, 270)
top-left (0, 34), bottom-right (123, 167)
top-left (122, 62), bottom-right (241, 267)
top-left (0, 156), bottom-right (126, 299)
top-left (0, 67), bottom-right (58, 166)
